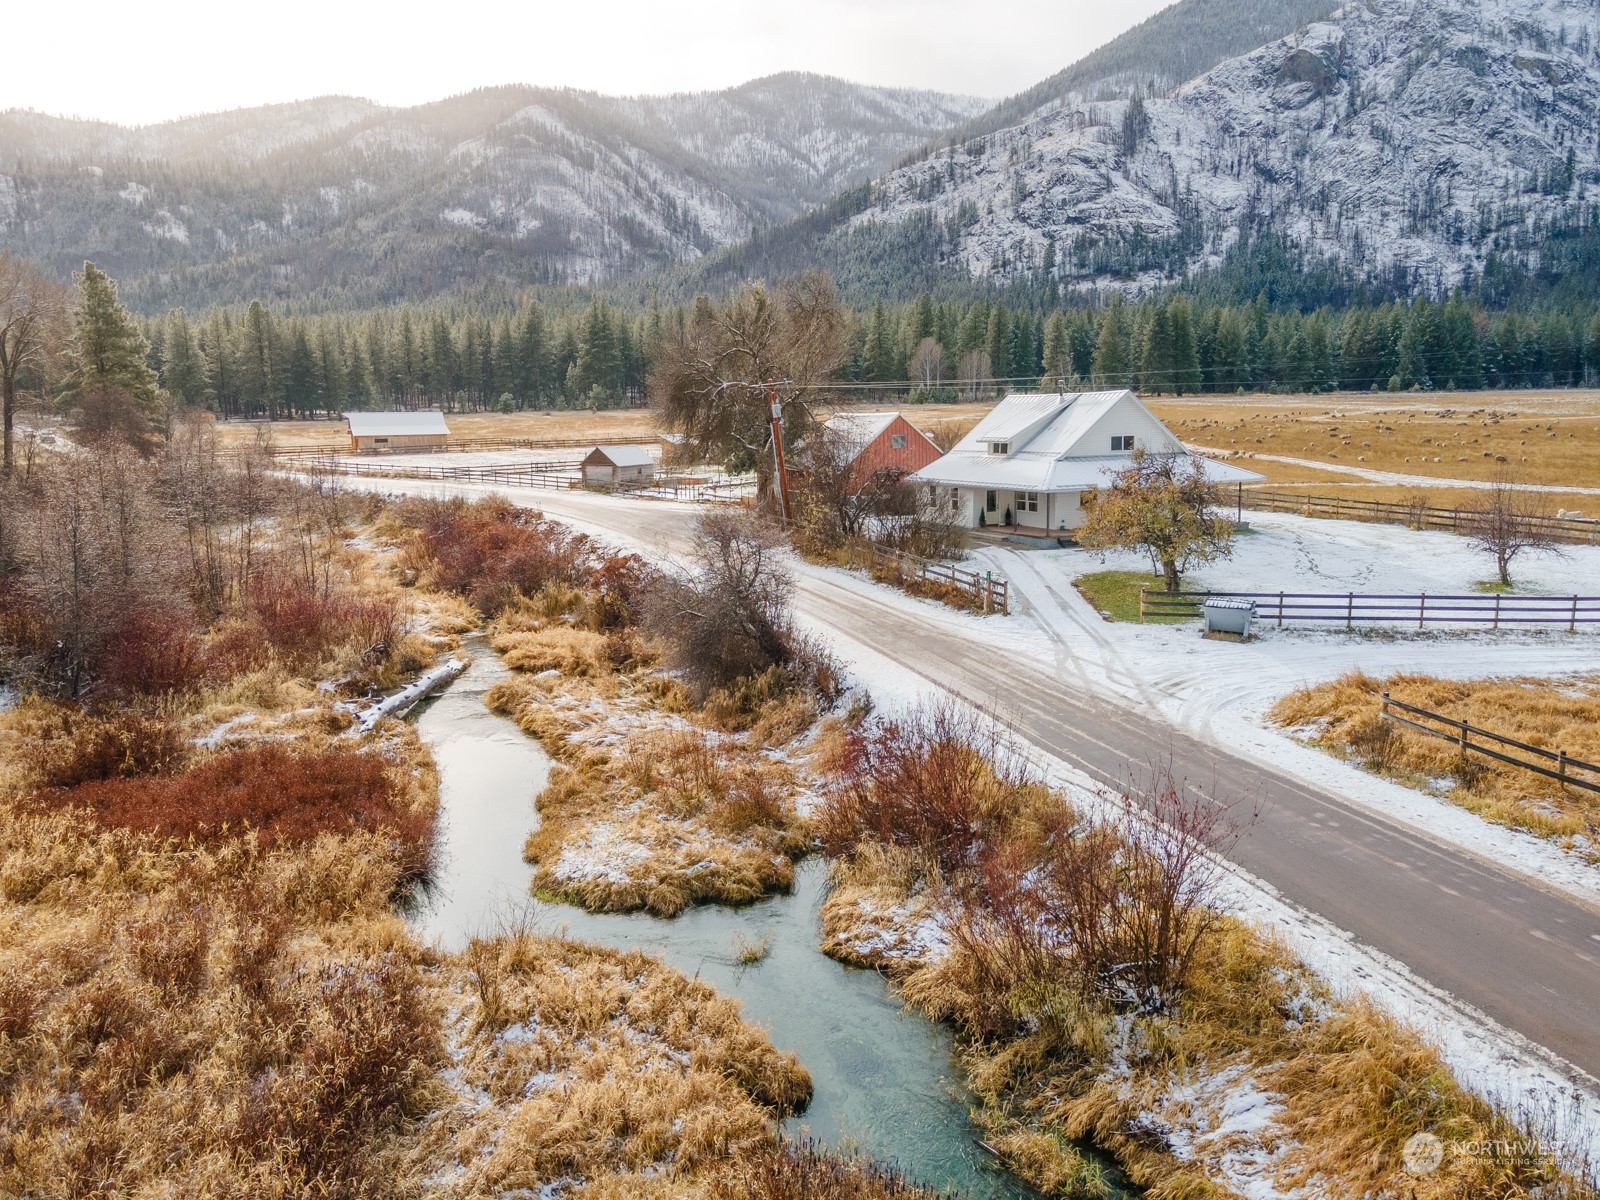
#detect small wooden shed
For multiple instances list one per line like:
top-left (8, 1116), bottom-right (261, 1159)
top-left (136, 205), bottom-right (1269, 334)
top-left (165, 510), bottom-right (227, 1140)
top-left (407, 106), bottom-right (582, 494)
top-left (344, 411), bottom-right (451, 453)
top-left (582, 445), bottom-right (656, 487)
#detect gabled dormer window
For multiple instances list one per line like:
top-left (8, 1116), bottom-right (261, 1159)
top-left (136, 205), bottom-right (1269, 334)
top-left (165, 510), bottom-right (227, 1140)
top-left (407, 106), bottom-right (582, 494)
top-left (988, 441), bottom-right (1011, 455)
top-left (1112, 435), bottom-right (1136, 452)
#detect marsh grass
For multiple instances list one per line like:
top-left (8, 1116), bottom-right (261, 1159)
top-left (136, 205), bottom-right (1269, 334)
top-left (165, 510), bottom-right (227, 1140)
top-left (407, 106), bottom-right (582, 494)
top-left (815, 702), bottom-right (1592, 1199)
top-left (1270, 670), bottom-right (1600, 847)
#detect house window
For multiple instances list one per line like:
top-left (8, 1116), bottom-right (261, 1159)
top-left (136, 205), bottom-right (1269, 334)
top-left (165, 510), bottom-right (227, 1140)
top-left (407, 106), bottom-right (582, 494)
top-left (1019, 491), bottom-right (1039, 513)
top-left (988, 442), bottom-right (1010, 455)
top-left (1112, 435), bottom-right (1136, 451)
top-left (890, 433), bottom-right (908, 449)
top-left (373, 437), bottom-right (389, 444)
top-left (985, 490), bottom-right (997, 513)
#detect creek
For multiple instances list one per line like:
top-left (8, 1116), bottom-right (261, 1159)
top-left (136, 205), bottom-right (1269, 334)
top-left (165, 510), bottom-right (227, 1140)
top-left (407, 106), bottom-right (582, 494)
top-left (411, 637), bottom-right (1044, 1198)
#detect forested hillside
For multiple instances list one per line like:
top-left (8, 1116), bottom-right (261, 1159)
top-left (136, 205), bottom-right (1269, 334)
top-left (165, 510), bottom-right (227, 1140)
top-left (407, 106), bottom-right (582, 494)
top-left (702, 0), bottom-right (1600, 309)
top-left (0, 76), bottom-right (986, 312)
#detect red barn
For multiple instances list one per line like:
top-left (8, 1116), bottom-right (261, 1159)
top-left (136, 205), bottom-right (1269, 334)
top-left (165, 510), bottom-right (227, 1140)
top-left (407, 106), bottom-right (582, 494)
top-left (823, 411), bottom-right (943, 490)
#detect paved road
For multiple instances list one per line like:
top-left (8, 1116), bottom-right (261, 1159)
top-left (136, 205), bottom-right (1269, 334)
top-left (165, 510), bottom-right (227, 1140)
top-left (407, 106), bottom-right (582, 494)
top-left (371, 481), bottom-right (1600, 1083)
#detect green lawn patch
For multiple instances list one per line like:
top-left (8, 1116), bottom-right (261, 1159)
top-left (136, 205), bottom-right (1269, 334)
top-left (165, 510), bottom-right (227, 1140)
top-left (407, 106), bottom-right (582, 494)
top-left (1073, 571), bottom-right (1199, 624)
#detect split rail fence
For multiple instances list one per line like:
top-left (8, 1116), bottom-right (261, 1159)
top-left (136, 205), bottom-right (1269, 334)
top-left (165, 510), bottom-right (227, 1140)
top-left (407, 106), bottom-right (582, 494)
top-left (857, 543), bottom-right (1010, 614)
top-left (1242, 490), bottom-right (1600, 545)
top-left (1138, 588), bottom-right (1600, 631)
top-left (267, 434), bottom-right (663, 460)
top-left (302, 456), bottom-right (583, 490)
top-left (1379, 692), bottom-right (1600, 795)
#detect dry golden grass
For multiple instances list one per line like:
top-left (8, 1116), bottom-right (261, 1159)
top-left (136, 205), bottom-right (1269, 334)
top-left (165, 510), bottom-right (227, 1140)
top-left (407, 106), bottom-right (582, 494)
top-left (1270, 671), bottom-right (1600, 852)
top-left (829, 852), bottom-right (1585, 1198)
top-left (490, 670), bottom-right (813, 917)
top-left (407, 928), bottom-right (811, 1198)
top-left (213, 409), bottom-right (664, 450)
top-left (1151, 397), bottom-right (1600, 495)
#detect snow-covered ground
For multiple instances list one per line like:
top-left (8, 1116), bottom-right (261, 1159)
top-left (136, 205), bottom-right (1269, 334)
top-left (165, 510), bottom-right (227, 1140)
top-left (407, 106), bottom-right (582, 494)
top-left (1183, 445), bottom-right (1600, 498)
top-left (805, 610), bottom-right (1600, 1179)
top-left (961, 511), bottom-right (1600, 892)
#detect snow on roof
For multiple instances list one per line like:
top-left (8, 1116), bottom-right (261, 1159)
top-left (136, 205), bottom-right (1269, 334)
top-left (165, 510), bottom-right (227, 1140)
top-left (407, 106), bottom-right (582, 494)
top-left (825, 411), bottom-right (900, 454)
top-left (912, 390), bottom-right (1263, 490)
top-left (587, 444), bottom-right (656, 468)
top-left (344, 410), bottom-right (451, 437)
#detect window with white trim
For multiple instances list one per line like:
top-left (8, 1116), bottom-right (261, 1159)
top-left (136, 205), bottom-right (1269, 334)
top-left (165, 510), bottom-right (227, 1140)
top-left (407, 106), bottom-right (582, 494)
top-left (1018, 491), bottom-right (1039, 513)
top-left (988, 441), bottom-right (1010, 455)
top-left (1111, 434), bottom-right (1136, 451)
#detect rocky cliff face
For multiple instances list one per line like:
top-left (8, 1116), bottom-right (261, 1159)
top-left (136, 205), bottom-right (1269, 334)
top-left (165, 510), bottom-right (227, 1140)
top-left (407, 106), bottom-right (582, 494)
top-left (0, 75), bottom-right (987, 307)
top-left (852, 0), bottom-right (1600, 295)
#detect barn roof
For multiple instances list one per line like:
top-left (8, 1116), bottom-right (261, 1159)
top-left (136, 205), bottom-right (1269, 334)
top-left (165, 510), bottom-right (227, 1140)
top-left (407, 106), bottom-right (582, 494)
top-left (824, 411), bottom-right (900, 455)
top-left (586, 444), bottom-right (656, 468)
top-left (344, 411), bottom-right (451, 437)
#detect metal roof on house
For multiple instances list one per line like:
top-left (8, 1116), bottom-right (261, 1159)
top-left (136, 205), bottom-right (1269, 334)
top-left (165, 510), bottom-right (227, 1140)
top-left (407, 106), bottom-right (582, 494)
top-left (912, 390), bottom-right (1264, 490)
top-left (344, 411), bottom-right (451, 437)
top-left (586, 444), bottom-right (656, 468)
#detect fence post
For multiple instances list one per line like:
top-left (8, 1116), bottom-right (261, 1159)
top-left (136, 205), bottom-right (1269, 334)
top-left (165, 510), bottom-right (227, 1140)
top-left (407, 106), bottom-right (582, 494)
top-left (1381, 690), bottom-right (1389, 719)
top-left (1573, 596), bottom-right (1580, 634)
top-left (1347, 592), bottom-right (1354, 632)
top-left (1140, 586), bottom-right (1147, 624)
top-left (1458, 718), bottom-right (1468, 754)
top-left (1277, 591), bottom-right (1284, 629)
top-left (1418, 591), bottom-right (1426, 631)
top-left (1559, 750), bottom-right (1568, 784)
top-left (1493, 593), bottom-right (1501, 631)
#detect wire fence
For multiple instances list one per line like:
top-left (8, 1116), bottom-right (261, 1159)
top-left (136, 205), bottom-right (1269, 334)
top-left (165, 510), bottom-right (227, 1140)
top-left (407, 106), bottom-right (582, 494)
top-left (1379, 692), bottom-right (1600, 795)
top-left (1139, 588), bottom-right (1600, 630)
top-left (266, 434), bottom-right (664, 460)
top-left (1242, 490), bottom-right (1600, 545)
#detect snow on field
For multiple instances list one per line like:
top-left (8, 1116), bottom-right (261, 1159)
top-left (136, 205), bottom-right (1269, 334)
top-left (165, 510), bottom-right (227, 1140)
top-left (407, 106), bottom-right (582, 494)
top-left (813, 615), bottom-right (1600, 1176)
top-left (1184, 446), bottom-right (1600, 497)
top-left (966, 510), bottom-right (1600, 894)
top-left (361, 448), bottom-right (594, 470)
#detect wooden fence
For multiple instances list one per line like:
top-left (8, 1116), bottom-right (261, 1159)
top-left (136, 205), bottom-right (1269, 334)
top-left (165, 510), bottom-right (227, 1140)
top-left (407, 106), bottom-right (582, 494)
top-left (302, 456), bottom-right (583, 490)
top-left (1139, 588), bottom-right (1600, 631)
top-left (1242, 490), bottom-right (1600, 545)
top-left (857, 543), bottom-right (1010, 614)
top-left (267, 434), bottom-right (663, 460)
top-left (1379, 692), bottom-right (1600, 795)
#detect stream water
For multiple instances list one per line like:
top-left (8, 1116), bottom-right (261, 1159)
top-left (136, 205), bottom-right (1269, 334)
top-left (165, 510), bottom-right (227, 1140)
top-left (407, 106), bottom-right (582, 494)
top-left (410, 638), bottom-right (1040, 1199)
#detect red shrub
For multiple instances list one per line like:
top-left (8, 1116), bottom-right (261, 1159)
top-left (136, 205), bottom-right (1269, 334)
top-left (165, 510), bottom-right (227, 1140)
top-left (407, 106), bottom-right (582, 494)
top-left (242, 571), bottom-right (403, 670)
top-left (99, 608), bottom-right (209, 699)
top-left (27, 745), bottom-right (433, 882)
top-left (404, 496), bottom-right (592, 614)
top-left (818, 703), bottom-right (1030, 872)
top-left (26, 709), bottom-right (190, 788)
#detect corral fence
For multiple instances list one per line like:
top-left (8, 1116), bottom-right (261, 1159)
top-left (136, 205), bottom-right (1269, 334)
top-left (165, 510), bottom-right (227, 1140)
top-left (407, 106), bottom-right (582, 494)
top-left (856, 542), bottom-right (1010, 614)
top-left (1379, 692), bottom-right (1600, 795)
top-left (300, 456), bottom-right (583, 490)
top-left (1139, 587), bottom-right (1600, 631)
top-left (266, 434), bottom-right (664, 460)
top-left (1242, 489), bottom-right (1600, 545)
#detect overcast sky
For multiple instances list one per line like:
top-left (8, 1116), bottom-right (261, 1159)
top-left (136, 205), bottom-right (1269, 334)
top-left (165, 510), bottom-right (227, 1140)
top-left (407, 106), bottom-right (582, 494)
top-left (5, 0), bottom-right (1172, 126)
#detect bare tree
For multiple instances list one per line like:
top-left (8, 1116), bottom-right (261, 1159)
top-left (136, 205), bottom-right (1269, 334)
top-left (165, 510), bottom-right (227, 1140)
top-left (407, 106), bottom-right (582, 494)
top-left (1463, 473), bottom-right (1566, 587)
top-left (956, 349), bottom-right (991, 400)
top-left (792, 425), bottom-right (917, 547)
top-left (650, 272), bottom-right (849, 487)
top-left (907, 337), bottom-right (946, 390)
top-left (644, 510), bottom-right (837, 701)
top-left (0, 254), bottom-right (70, 476)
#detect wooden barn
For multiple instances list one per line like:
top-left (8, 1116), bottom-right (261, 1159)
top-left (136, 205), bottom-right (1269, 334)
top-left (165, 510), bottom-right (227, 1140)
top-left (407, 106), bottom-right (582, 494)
top-left (823, 411), bottom-right (943, 490)
top-left (582, 445), bottom-right (657, 487)
top-left (344, 411), bottom-right (450, 454)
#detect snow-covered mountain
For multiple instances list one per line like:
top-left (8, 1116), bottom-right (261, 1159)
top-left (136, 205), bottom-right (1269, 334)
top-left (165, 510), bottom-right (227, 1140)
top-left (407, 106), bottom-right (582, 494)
top-left (836, 0), bottom-right (1600, 296)
top-left (0, 76), bottom-right (987, 308)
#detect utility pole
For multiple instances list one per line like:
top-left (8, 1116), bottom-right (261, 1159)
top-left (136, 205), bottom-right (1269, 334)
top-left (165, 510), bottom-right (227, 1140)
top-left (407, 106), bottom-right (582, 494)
top-left (767, 381), bottom-right (794, 523)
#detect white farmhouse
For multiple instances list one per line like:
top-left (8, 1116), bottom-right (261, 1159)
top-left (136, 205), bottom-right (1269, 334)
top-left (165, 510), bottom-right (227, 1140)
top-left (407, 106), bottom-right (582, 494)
top-left (911, 390), bottom-right (1264, 535)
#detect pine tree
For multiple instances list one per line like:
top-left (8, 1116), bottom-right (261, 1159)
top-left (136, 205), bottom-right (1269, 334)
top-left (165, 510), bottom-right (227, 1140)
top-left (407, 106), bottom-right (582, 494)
top-left (60, 262), bottom-right (162, 417)
top-left (1167, 298), bottom-right (1202, 395)
top-left (1042, 310), bottom-right (1071, 386)
top-left (238, 300), bottom-right (277, 418)
top-left (1092, 304), bottom-right (1130, 387)
top-left (160, 309), bottom-right (206, 410)
top-left (1139, 305), bottom-right (1174, 394)
top-left (864, 303), bottom-right (898, 382)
